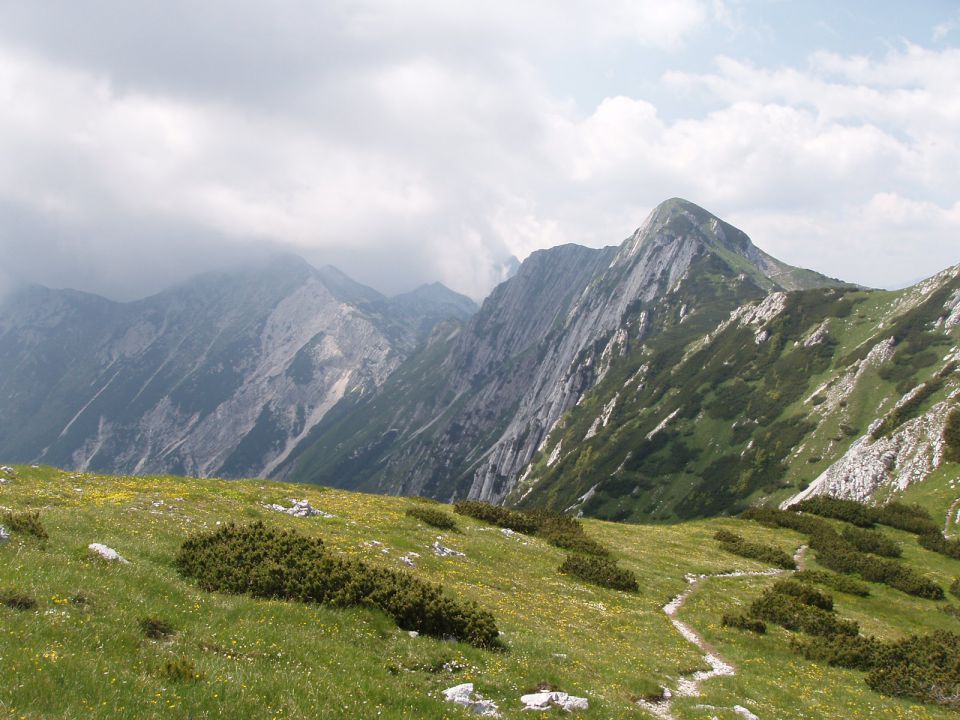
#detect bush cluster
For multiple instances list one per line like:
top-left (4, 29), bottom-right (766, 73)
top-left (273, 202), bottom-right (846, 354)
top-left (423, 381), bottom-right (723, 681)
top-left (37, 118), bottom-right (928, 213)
top-left (918, 532), bottom-right (960, 560)
top-left (740, 506), bottom-right (830, 536)
top-left (714, 529), bottom-right (796, 569)
top-left (793, 570), bottom-right (870, 597)
top-left (749, 587), bottom-right (858, 637)
top-left (790, 634), bottom-right (884, 672)
top-left (453, 501), bottom-right (539, 534)
top-left (841, 526), bottom-right (902, 558)
top-left (789, 497), bottom-right (875, 528)
top-left (175, 522), bottom-right (500, 648)
top-left (873, 502), bottom-right (939, 535)
top-left (2, 510), bottom-right (48, 540)
top-left (405, 506), bottom-right (458, 531)
top-left (951, 577), bottom-right (960, 599)
top-left (945, 406), bottom-right (960, 463)
top-left (770, 579), bottom-right (833, 611)
top-left (721, 613), bottom-right (766, 633)
top-left (454, 501), bottom-right (609, 556)
top-left (866, 631), bottom-right (960, 709)
top-left (809, 527), bottom-right (944, 600)
top-left (558, 555), bottom-right (638, 592)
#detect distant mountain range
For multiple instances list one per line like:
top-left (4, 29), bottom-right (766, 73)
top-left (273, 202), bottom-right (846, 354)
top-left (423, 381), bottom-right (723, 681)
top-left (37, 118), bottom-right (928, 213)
top-left (2, 198), bottom-right (958, 519)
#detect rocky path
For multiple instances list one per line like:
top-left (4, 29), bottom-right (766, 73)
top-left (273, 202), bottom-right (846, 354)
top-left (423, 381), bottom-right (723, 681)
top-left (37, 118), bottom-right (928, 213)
top-left (636, 545), bottom-right (807, 720)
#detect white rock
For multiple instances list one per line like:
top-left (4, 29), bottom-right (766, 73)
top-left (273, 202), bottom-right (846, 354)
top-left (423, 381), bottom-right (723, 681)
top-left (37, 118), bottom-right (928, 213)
top-left (400, 555), bottom-right (416, 567)
top-left (442, 683), bottom-right (500, 717)
top-left (264, 499), bottom-right (332, 518)
top-left (0, 525), bottom-right (9, 543)
top-left (0, 466), bottom-right (14, 473)
top-left (432, 539), bottom-right (465, 557)
top-left (88, 543), bottom-right (129, 564)
top-left (520, 691), bottom-right (589, 712)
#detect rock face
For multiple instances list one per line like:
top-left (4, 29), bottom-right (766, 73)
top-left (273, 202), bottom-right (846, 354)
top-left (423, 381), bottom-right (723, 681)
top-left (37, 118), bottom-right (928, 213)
top-left (0, 255), bottom-right (474, 479)
top-left (283, 198), bottom-right (847, 502)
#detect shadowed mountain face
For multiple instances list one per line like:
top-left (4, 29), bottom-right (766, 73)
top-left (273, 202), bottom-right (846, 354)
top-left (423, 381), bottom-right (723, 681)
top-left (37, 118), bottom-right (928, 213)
top-left (0, 255), bottom-right (475, 478)
top-left (279, 198), bottom-right (854, 507)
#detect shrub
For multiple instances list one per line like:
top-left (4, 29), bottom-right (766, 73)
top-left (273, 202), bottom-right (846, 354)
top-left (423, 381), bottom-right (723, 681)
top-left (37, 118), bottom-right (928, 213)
top-left (793, 570), bottom-right (870, 597)
top-left (944, 406), bottom-right (960, 463)
top-left (0, 589), bottom-right (37, 610)
top-left (770, 579), bottom-right (833, 611)
top-left (791, 634), bottom-right (884, 671)
top-left (789, 497), bottom-right (875, 528)
top-left (749, 589), bottom-right (858, 637)
top-left (2, 510), bottom-right (48, 540)
top-left (841, 526), bottom-right (902, 558)
top-left (951, 577), bottom-right (960, 600)
top-left (722, 613), bottom-right (766, 633)
top-left (405, 506), bottom-right (458, 531)
top-left (139, 617), bottom-right (176, 640)
top-left (162, 657), bottom-right (203, 683)
top-left (526, 511), bottom-right (609, 556)
top-left (714, 530), bottom-right (796, 569)
top-left (558, 555), bottom-right (638, 592)
top-left (175, 522), bottom-right (500, 648)
top-left (918, 532), bottom-right (960, 560)
top-left (866, 631), bottom-right (960, 709)
top-left (874, 502), bottom-right (939, 535)
top-left (453, 501), bottom-right (540, 534)
top-left (741, 506), bottom-right (831, 536)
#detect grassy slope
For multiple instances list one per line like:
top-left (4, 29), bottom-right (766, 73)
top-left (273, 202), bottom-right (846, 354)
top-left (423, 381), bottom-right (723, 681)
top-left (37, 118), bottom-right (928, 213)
top-left (2, 466), bottom-right (959, 719)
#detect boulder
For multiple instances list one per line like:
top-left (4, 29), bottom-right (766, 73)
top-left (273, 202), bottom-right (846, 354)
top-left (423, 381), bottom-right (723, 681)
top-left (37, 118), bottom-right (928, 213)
top-left (88, 543), bottom-right (129, 564)
top-left (433, 538), bottom-right (466, 557)
top-left (442, 683), bottom-right (500, 717)
top-left (264, 499), bottom-right (332, 518)
top-left (0, 526), bottom-right (9, 544)
top-left (520, 691), bottom-right (589, 712)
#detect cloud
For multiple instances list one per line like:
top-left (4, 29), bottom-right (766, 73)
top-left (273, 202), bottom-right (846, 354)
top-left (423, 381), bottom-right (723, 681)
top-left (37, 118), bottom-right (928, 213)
top-left (0, 4), bottom-right (956, 303)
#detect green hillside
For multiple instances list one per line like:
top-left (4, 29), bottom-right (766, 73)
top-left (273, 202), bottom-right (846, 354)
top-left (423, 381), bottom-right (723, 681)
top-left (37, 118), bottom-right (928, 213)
top-left (2, 465), bottom-right (959, 719)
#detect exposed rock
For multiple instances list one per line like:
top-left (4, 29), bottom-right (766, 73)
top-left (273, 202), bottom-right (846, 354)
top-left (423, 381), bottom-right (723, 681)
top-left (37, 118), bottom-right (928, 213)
top-left (88, 543), bottom-right (129, 563)
top-left (0, 525), bottom-right (9, 543)
top-left (803, 319), bottom-right (830, 347)
top-left (399, 554), bottom-right (416, 567)
top-left (442, 683), bottom-right (500, 717)
top-left (432, 538), bottom-right (465, 557)
top-left (264, 499), bottom-right (332, 518)
top-left (520, 691), bottom-right (589, 712)
top-left (0, 466), bottom-right (14, 474)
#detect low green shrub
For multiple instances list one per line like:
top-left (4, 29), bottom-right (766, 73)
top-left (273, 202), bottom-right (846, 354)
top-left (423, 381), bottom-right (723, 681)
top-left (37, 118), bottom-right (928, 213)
top-left (741, 506), bottom-right (830, 536)
top-left (874, 502), bottom-right (939, 535)
top-left (714, 530), bottom-right (796, 569)
top-left (789, 497), bottom-right (875, 528)
top-left (139, 617), bottom-right (176, 640)
top-left (175, 522), bottom-right (500, 648)
top-left (770, 579), bottom-right (833, 611)
top-left (918, 532), bottom-right (960, 560)
top-left (749, 589), bottom-right (858, 637)
top-left (793, 570), bottom-right (870, 597)
top-left (526, 511), bottom-right (609, 556)
top-left (2, 510), bottom-right (48, 540)
top-left (951, 577), bottom-right (960, 599)
top-left (453, 501), bottom-right (539, 534)
top-left (866, 631), bottom-right (960, 709)
top-left (944, 406), bottom-right (960, 463)
top-left (722, 613), bottom-right (766, 633)
top-left (0, 589), bottom-right (37, 610)
top-left (841, 526), bottom-right (901, 558)
top-left (791, 634), bottom-right (884, 671)
top-left (405, 506), bottom-right (458, 531)
top-left (558, 555), bottom-right (638, 592)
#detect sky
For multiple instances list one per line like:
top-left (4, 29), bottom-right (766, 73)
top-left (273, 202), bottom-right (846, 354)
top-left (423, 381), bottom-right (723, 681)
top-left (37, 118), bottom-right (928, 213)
top-left (0, 1), bottom-right (958, 301)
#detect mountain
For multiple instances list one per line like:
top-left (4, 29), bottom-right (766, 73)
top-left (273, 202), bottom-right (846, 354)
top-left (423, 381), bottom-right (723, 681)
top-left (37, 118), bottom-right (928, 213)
top-left (280, 198), bottom-right (851, 504)
top-left (0, 255), bottom-right (475, 478)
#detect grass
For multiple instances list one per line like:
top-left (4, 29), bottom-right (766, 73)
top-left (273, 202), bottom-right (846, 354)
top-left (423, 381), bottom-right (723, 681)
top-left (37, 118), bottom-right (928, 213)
top-left (1, 464), bottom-right (959, 719)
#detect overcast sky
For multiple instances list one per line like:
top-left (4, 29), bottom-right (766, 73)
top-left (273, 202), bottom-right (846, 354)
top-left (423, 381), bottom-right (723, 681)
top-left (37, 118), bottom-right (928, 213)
top-left (1, 1), bottom-right (958, 301)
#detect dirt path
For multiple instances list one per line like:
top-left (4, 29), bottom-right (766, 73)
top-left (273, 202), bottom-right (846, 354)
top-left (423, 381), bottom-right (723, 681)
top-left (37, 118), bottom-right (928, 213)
top-left (636, 545), bottom-right (808, 720)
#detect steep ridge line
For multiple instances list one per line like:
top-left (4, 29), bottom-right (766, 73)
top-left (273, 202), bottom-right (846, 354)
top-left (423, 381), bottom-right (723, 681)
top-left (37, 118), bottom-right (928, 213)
top-left (637, 545), bottom-right (808, 720)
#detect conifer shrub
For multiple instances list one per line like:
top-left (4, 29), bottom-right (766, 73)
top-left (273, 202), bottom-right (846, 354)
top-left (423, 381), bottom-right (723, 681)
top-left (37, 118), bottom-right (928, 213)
top-left (918, 532), bottom-right (960, 560)
top-left (558, 555), bottom-right (638, 592)
top-left (944, 406), bottom-right (960, 463)
top-left (950, 577), bottom-right (960, 599)
top-left (841, 526), bottom-right (902, 558)
top-left (721, 613), bottom-right (766, 633)
top-left (866, 631), bottom-right (960, 709)
top-left (790, 634), bottom-right (884, 672)
top-left (405, 506), bottom-right (458, 531)
top-left (1, 510), bottom-right (48, 540)
top-left (175, 523), bottom-right (500, 648)
top-left (874, 502), bottom-right (939, 535)
top-left (162, 657), bottom-right (203, 683)
top-left (749, 589), bottom-right (858, 637)
top-left (0, 589), bottom-right (37, 610)
top-left (789, 497), bottom-right (875, 528)
top-left (793, 570), bottom-right (870, 597)
top-left (453, 501), bottom-right (540, 534)
top-left (527, 510), bottom-right (609, 556)
top-left (713, 530), bottom-right (796, 569)
top-left (770, 579), bottom-right (833, 611)
top-left (740, 506), bottom-right (830, 536)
